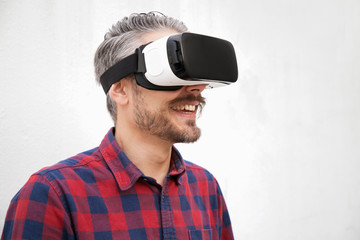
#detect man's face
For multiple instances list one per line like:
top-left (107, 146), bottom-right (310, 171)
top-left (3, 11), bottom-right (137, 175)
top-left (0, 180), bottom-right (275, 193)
top-left (131, 81), bottom-right (206, 143)
top-left (130, 30), bottom-right (207, 144)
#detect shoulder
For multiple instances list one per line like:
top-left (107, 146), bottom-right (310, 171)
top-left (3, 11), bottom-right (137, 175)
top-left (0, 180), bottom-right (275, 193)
top-left (34, 147), bottom-right (101, 176)
top-left (10, 148), bottom-right (102, 201)
top-left (10, 147), bottom-right (104, 207)
top-left (183, 160), bottom-right (218, 184)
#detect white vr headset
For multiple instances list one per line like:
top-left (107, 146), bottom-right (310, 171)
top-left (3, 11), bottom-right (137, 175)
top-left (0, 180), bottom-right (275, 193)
top-left (100, 32), bottom-right (238, 93)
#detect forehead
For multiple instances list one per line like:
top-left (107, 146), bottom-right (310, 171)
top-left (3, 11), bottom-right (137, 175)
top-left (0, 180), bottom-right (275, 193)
top-left (141, 29), bottom-right (179, 45)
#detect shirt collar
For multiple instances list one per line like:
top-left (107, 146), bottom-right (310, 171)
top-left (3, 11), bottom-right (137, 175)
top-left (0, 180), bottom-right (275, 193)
top-left (169, 147), bottom-right (186, 182)
top-left (99, 128), bottom-right (186, 190)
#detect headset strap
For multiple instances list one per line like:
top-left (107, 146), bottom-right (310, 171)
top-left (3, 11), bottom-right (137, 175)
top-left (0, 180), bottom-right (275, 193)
top-left (100, 47), bottom-right (146, 94)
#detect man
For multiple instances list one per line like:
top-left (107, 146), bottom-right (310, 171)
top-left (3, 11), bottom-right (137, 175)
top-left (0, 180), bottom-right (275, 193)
top-left (2, 12), bottom-right (234, 239)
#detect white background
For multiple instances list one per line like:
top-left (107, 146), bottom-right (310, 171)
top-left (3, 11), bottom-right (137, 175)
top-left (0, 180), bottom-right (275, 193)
top-left (1, 0), bottom-right (360, 239)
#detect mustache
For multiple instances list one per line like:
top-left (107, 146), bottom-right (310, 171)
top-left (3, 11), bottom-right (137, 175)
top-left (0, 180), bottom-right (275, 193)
top-left (169, 94), bottom-right (207, 113)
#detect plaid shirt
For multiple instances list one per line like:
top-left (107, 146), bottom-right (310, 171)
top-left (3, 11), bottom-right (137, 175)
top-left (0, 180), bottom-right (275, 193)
top-left (2, 128), bottom-right (233, 240)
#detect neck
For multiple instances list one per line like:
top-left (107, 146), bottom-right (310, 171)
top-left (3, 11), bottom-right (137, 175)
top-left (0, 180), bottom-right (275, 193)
top-left (114, 123), bottom-right (173, 186)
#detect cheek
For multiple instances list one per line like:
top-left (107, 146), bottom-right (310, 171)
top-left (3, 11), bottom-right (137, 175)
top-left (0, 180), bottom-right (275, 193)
top-left (134, 88), bottom-right (180, 113)
top-left (144, 97), bottom-right (171, 113)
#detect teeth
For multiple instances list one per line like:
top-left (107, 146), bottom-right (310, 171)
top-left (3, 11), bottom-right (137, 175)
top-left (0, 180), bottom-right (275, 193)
top-left (185, 105), bottom-right (195, 111)
top-left (173, 105), bottom-right (196, 112)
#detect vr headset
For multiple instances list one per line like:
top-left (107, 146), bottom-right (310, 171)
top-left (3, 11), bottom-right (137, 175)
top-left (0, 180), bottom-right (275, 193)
top-left (100, 32), bottom-right (238, 93)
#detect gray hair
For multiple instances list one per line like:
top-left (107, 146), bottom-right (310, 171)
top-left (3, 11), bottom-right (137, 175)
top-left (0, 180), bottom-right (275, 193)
top-left (94, 12), bottom-right (188, 123)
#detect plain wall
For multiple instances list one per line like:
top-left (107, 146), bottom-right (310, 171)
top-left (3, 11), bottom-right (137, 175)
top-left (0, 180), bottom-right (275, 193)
top-left (1, 0), bottom-right (360, 239)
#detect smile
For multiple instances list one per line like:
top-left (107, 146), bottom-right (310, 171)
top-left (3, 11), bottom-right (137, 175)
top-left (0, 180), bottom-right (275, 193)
top-left (171, 104), bottom-right (197, 112)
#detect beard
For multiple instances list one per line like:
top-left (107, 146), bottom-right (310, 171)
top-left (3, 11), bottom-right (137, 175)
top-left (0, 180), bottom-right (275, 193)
top-left (133, 90), bottom-right (206, 143)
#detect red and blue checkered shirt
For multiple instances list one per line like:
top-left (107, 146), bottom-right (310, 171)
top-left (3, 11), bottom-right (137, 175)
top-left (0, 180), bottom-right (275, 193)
top-left (2, 128), bottom-right (233, 240)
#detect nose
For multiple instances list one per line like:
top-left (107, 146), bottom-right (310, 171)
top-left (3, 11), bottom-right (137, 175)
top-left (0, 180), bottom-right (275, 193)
top-left (183, 84), bottom-right (207, 95)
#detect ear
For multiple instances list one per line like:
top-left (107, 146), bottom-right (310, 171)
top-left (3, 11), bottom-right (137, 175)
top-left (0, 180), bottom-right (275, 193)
top-left (108, 80), bottom-right (129, 106)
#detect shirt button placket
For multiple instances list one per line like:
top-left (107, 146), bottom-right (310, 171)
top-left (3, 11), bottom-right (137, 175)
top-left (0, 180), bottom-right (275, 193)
top-left (160, 177), bottom-right (177, 240)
